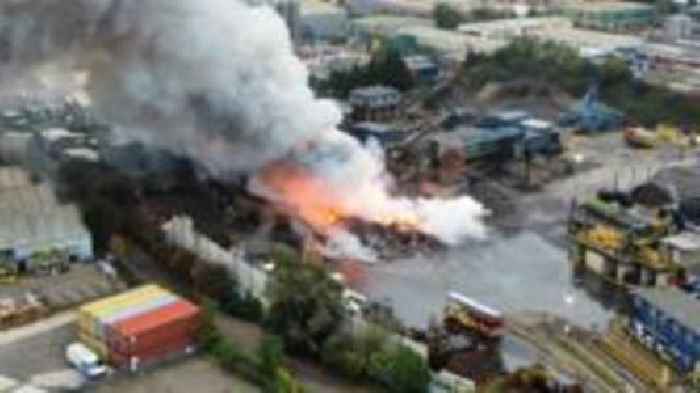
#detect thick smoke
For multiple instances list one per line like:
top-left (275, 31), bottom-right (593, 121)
top-left (0, 0), bottom-right (487, 246)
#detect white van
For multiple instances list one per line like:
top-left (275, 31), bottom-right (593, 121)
top-left (65, 343), bottom-right (107, 378)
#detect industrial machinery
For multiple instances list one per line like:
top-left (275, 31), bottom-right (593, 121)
top-left (624, 127), bottom-right (657, 148)
top-left (559, 84), bottom-right (623, 133)
top-left (625, 124), bottom-right (699, 149)
top-left (27, 249), bottom-right (70, 276)
top-left (568, 195), bottom-right (683, 288)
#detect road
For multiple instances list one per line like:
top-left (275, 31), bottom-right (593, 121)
top-left (0, 311), bottom-right (76, 347)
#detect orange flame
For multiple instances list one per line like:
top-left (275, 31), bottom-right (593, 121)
top-left (256, 161), bottom-right (421, 233)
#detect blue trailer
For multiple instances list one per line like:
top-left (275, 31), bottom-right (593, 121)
top-left (629, 287), bottom-right (700, 374)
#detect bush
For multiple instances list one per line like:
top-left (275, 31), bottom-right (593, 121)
top-left (223, 290), bottom-right (265, 323)
top-left (321, 333), bottom-right (367, 379)
top-left (258, 335), bottom-right (285, 377)
top-left (385, 346), bottom-right (431, 393)
top-left (433, 2), bottom-right (462, 29)
top-left (197, 298), bottom-right (222, 351)
top-left (264, 368), bottom-right (307, 393)
top-left (321, 328), bottom-right (429, 393)
top-left (212, 340), bottom-right (245, 372)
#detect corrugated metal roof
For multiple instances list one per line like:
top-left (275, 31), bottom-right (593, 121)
top-left (114, 300), bottom-right (199, 338)
top-left (634, 287), bottom-right (700, 332)
top-left (0, 170), bottom-right (91, 251)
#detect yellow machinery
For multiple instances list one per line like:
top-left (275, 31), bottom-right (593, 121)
top-left (625, 124), bottom-right (699, 149)
top-left (577, 224), bottom-right (625, 252)
top-left (625, 127), bottom-right (657, 148)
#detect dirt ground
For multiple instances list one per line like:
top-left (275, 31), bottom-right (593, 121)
top-left (92, 358), bottom-right (260, 393)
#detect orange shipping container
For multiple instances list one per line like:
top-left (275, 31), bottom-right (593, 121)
top-left (110, 336), bottom-right (195, 370)
top-left (107, 300), bottom-right (200, 355)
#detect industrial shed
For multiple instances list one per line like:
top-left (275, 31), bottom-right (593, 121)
top-left (0, 167), bottom-right (92, 263)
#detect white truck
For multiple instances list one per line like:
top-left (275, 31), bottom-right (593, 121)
top-left (65, 343), bottom-right (107, 378)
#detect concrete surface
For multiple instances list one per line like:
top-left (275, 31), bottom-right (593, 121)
top-left (0, 321), bottom-right (76, 381)
top-left (92, 358), bottom-right (260, 393)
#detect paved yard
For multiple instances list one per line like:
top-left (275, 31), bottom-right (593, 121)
top-left (0, 316), bottom-right (76, 381)
top-left (93, 358), bottom-right (259, 393)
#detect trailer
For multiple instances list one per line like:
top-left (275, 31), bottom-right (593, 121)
top-left (443, 292), bottom-right (505, 339)
top-left (629, 287), bottom-right (700, 374)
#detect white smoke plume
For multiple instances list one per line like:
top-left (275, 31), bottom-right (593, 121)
top-left (0, 0), bottom-right (488, 246)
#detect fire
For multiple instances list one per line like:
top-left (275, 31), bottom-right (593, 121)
top-left (254, 161), bottom-right (423, 234)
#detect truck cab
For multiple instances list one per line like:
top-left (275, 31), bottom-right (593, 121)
top-left (65, 343), bottom-right (107, 378)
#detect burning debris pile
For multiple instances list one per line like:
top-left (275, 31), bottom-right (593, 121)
top-left (0, 0), bottom-right (488, 261)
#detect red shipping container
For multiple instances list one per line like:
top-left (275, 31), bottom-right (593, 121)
top-left (109, 323), bottom-right (197, 355)
top-left (107, 300), bottom-right (200, 355)
top-left (111, 336), bottom-right (195, 370)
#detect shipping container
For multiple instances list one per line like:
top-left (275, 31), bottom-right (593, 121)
top-left (80, 285), bottom-right (169, 326)
top-left (107, 300), bottom-right (200, 355)
top-left (79, 287), bottom-right (171, 337)
top-left (78, 285), bottom-right (164, 327)
top-left (110, 336), bottom-right (195, 370)
top-left (91, 293), bottom-right (179, 340)
top-left (79, 284), bottom-right (160, 315)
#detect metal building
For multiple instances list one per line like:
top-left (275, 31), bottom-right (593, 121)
top-left (0, 167), bottom-right (93, 264)
top-left (561, 1), bottom-right (654, 32)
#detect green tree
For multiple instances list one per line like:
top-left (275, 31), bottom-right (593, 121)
top-left (433, 2), bottom-right (462, 29)
top-left (320, 328), bottom-right (387, 379)
top-left (265, 250), bottom-right (347, 355)
top-left (387, 346), bottom-right (431, 393)
top-left (258, 335), bottom-right (285, 377)
top-left (197, 298), bottom-right (222, 352)
top-left (367, 345), bottom-right (430, 393)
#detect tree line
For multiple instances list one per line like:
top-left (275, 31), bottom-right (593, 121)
top-left (461, 37), bottom-right (700, 127)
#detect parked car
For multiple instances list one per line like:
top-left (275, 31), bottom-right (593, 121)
top-left (65, 342), bottom-right (107, 378)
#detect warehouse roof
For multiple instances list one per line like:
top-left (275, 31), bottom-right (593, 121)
top-left (0, 167), bottom-right (90, 251)
top-left (563, 1), bottom-right (653, 12)
top-left (634, 287), bottom-right (700, 332)
top-left (351, 16), bottom-right (433, 36)
top-left (531, 27), bottom-right (643, 52)
top-left (458, 16), bottom-right (573, 36)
